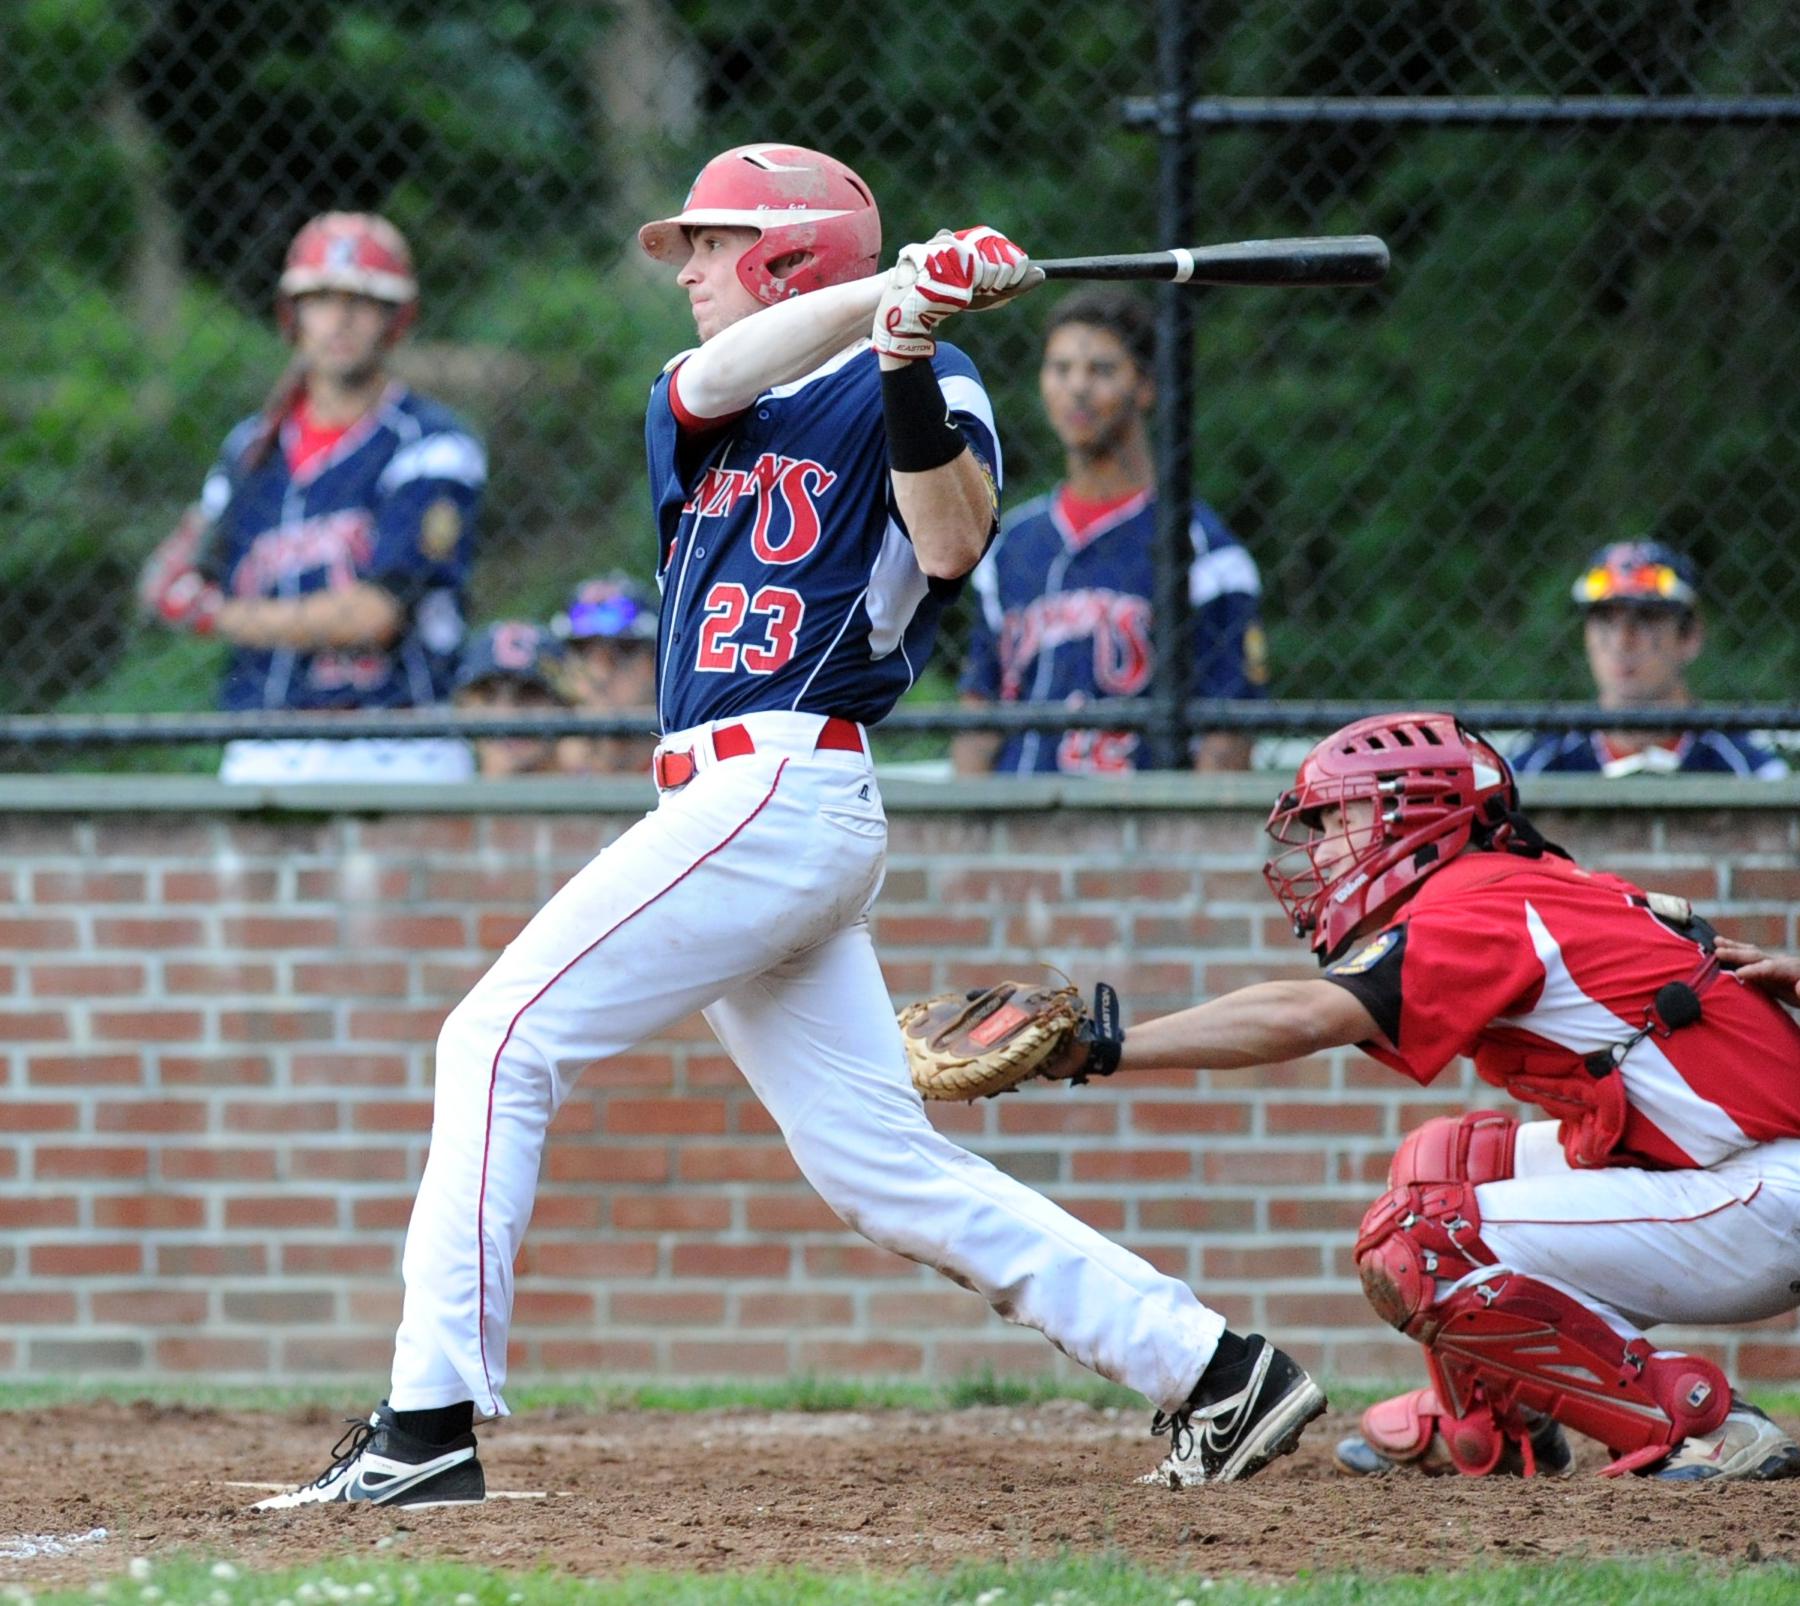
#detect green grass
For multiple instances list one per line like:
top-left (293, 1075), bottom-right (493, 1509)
top-left (6, 1374), bottom-right (1799, 1420)
top-left (20, 1555), bottom-right (1800, 1606)
top-left (0, 1371), bottom-right (1146, 1416)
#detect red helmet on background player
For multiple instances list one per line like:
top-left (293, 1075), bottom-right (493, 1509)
top-left (1263, 712), bottom-right (1519, 962)
top-left (276, 212), bottom-right (419, 342)
top-left (637, 143), bottom-right (881, 306)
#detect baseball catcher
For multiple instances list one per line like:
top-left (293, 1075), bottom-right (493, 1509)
top-left (911, 711), bottom-right (1800, 1485)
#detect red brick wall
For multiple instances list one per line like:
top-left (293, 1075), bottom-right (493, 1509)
top-left (1, 785), bottom-right (1796, 1388)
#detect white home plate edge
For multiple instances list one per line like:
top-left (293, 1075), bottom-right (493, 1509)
top-left (1, 1527), bottom-right (109, 1561)
top-left (223, 1481), bottom-right (551, 1499)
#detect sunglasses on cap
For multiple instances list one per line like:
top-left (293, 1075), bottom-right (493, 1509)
top-left (564, 594), bottom-right (653, 640)
top-left (1572, 560), bottom-right (1697, 611)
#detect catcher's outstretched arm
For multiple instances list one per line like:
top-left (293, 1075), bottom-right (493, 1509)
top-left (1113, 980), bottom-right (1377, 1073)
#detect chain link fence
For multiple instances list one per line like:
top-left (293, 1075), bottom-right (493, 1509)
top-left (6, 1), bottom-right (1799, 767)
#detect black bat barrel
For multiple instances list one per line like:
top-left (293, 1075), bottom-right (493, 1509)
top-left (1035, 236), bottom-right (1390, 287)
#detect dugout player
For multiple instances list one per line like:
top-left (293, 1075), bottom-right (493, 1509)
top-left (452, 620), bottom-right (587, 780)
top-left (1514, 540), bottom-right (1787, 778)
top-left (550, 573), bottom-right (659, 775)
top-left (953, 288), bottom-right (1267, 776)
top-left (1043, 710), bottom-right (1800, 1485)
top-left (254, 144), bottom-right (1323, 1510)
top-left (138, 212), bottom-right (484, 783)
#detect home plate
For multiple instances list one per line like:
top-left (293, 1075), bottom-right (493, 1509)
top-left (224, 1482), bottom-right (553, 1499)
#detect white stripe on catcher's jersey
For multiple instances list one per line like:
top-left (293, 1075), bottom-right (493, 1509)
top-left (377, 432), bottom-right (488, 493)
top-left (1493, 901), bottom-right (1754, 1167)
top-left (1188, 542), bottom-right (1262, 606)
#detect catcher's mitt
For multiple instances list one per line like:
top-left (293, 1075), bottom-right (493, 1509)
top-left (898, 979), bottom-right (1122, 1101)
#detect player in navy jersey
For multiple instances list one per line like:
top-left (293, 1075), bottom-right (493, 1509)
top-left (955, 289), bottom-right (1267, 776)
top-left (255, 144), bottom-right (1322, 1510)
top-left (1514, 541), bottom-right (1787, 779)
top-left (139, 212), bottom-right (483, 783)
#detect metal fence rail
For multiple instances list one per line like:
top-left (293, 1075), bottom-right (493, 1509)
top-left (7, 1), bottom-right (1798, 766)
top-left (6, 702), bottom-right (1800, 747)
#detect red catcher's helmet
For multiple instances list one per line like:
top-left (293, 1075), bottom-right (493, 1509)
top-left (637, 143), bottom-right (881, 305)
top-left (276, 212), bottom-right (419, 342)
top-left (1263, 712), bottom-right (1519, 962)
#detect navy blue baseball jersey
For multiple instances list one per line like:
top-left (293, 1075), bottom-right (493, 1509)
top-left (645, 342), bottom-right (999, 732)
top-left (959, 487), bottom-right (1267, 773)
top-left (1514, 729), bottom-right (1788, 779)
top-left (198, 386), bottom-right (483, 711)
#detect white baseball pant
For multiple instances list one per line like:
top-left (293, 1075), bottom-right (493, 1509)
top-left (1478, 1120), bottom-right (1800, 1338)
top-left (389, 710), bottom-right (1225, 1418)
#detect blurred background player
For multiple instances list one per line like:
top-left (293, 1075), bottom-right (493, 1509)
top-left (953, 289), bottom-right (1267, 776)
top-left (451, 620), bottom-right (586, 780)
top-left (137, 211), bottom-right (484, 783)
top-left (551, 573), bottom-right (659, 775)
top-left (1514, 540), bottom-right (1787, 779)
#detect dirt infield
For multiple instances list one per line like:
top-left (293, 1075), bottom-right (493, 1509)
top-left (4, 1400), bottom-right (1798, 1588)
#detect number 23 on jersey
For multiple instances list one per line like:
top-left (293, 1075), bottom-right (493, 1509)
top-left (694, 583), bottom-right (805, 675)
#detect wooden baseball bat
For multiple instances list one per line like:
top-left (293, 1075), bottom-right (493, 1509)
top-left (1031, 235), bottom-right (1389, 288)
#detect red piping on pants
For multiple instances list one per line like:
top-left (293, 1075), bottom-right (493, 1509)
top-left (472, 759), bottom-right (790, 1411)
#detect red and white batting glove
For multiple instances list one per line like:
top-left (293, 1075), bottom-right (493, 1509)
top-left (872, 230), bottom-right (976, 361)
top-left (138, 510), bottom-right (225, 636)
top-left (953, 226), bottom-right (1038, 308)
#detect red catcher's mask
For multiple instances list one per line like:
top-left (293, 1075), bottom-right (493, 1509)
top-left (1263, 712), bottom-right (1519, 962)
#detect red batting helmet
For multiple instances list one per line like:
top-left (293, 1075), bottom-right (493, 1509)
top-left (1263, 712), bottom-right (1519, 962)
top-left (276, 212), bottom-right (419, 341)
top-left (637, 143), bottom-right (881, 305)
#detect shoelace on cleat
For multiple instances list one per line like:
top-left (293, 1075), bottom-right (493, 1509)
top-left (300, 1416), bottom-right (377, 1491)
top-left (1150, 1405), bottom-right (1195, 1462)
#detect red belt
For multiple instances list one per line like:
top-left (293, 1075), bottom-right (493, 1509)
top-left (653, 716), bottom-right (864, 791)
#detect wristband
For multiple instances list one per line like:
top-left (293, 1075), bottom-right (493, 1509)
top-left (1068, 982), bottom-right (1123, 1084)
top-left (881, 357), bottom-right (967, 474)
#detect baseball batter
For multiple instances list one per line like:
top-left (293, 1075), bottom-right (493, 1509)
top-left (256, 144), bottom-right (1323, 1509)
top-left (1034, 711), bottom-right (1800, 1484)
top-left (139, 212), bottom-right (483, 783)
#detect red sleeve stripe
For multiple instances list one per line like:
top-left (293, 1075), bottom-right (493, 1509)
top-left (668, 363), bottom-right (746, 434)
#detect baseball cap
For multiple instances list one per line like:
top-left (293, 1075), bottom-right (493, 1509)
top-left (552, 575), bottom-right (659, 644)
top-left (1571, 541), bottom-right (1700, 612)
top-left (453, 621), bottom-right (571, 699)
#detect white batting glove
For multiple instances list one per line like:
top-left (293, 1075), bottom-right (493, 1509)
top-left (872, 231), bottom-right (976, 361)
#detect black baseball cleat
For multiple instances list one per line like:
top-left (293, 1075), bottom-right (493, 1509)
top-left (252, 1402), bottom-right (485, 1509)
top-left (1145, 1333), bottom-right (1327, 1487)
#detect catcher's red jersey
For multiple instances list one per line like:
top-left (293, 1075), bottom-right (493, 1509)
top-left (1322, 851), bottom-right (1800, 1169)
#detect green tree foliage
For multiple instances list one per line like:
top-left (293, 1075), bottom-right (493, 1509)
top-left (4, 0), bottom-right (1797, 718)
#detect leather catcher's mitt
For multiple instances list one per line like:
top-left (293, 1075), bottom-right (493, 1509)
top-left (899, 979), bottom-right (1122, 1101)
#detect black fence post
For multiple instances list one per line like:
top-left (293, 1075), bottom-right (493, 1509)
top-left (1149, 0), bottom-right (1198, 771)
